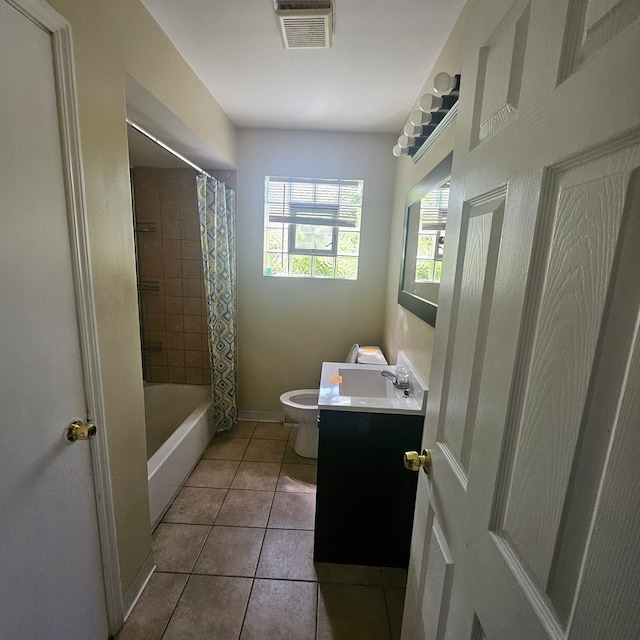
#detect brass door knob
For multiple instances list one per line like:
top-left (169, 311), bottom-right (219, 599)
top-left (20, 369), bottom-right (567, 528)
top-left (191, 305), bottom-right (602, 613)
top-left (66, 420), bottom-right (97, 442)
top-left (404, 449), bottom-right (432, 475)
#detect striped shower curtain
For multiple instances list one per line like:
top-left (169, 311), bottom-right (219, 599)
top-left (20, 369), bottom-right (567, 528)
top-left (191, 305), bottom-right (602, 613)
top-left (197, 174), bottom-right (237, 432)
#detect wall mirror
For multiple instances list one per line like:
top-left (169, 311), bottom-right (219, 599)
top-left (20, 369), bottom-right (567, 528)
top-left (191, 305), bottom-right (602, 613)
top-left (398, 152), bottom-right (452, 326)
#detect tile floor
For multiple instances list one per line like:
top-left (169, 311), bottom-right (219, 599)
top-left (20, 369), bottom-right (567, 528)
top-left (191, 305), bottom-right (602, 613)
top-left (117, 421), bottom-right (406, 640)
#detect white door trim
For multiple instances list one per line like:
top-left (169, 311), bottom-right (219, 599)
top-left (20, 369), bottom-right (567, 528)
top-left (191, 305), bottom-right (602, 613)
top-left (6, 0), bottom-right (124, 634)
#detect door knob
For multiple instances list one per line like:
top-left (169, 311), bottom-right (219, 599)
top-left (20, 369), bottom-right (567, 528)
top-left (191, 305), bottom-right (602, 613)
top-left (404, 449), bottom-right (432, 476)
top-left (66, 420), bottom-right (97, 442)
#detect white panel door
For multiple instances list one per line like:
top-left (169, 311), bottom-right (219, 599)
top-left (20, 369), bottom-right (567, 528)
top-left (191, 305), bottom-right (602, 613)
top-left (0, 1), bottom-right (108, 637)
top-left (403, 0), bottom-right (640, 638)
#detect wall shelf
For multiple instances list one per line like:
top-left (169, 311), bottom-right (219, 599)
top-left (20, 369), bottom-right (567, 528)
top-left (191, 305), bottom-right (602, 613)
top-left (137, 280), bottom-right (160, 292)
top-left (134, 221), bottom-right (158, 233)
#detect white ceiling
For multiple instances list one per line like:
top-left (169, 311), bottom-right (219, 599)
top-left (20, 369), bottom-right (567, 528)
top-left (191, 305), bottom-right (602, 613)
top-left (139, 0), bottom-right (466, 135)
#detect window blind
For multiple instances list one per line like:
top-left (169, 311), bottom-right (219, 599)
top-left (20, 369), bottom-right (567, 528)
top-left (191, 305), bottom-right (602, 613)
top-left (420, 181), bottom-right (450, 229)
top-left (267, 177), bottom-right (361, 228)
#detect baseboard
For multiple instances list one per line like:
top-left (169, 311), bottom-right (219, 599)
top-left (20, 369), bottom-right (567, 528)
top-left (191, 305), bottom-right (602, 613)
top-left (122, 552), bottom-right (156, 623)
top-left (237, 410), bottom-right (284, 423)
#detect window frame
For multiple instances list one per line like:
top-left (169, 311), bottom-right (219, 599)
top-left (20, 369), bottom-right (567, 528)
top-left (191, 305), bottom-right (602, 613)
top-left (263, 175), bottom-right (364, 279)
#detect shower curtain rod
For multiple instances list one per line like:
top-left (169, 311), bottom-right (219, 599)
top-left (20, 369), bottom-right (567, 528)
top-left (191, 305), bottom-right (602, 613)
top-left (126, 118), bottom-right (213, 179)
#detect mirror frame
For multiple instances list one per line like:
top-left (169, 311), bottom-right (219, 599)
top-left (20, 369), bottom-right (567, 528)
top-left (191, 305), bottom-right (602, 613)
top-left (397, 151), bottom-right (453, 326)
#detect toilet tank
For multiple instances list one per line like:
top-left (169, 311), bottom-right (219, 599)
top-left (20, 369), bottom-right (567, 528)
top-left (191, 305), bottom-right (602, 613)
top-left (356, 346), bottom-right (388, 365)
top-left (345, 343), bottom-right (388, 365)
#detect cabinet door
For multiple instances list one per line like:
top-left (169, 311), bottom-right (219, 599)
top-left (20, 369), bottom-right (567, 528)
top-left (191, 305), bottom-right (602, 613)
top-left (314, 410), bottom-right (423, 567)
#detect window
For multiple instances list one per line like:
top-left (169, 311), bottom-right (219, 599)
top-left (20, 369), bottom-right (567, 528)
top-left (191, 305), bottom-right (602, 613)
top-left (264, 176), bottom-right (364, 279)
top-left (415, 180), bottom-right (449, 283)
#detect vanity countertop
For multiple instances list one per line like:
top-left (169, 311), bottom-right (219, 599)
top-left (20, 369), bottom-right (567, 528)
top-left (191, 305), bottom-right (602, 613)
top-left (317, 353), bottom-right (427, 415)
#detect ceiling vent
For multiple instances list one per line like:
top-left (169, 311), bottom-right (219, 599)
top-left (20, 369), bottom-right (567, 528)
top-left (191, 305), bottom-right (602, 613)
top-left (275, 2), bottom-right (333, 49)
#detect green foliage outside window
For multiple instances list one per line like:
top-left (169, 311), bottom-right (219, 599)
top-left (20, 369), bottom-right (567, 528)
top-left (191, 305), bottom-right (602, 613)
top-left (338, 231), bottom-right (359, 255)
top-left (290, 255), bottom-right (311, 276)
top-left (336, 257), bottom-right (358, 279)
top-left (415, 260), bottom-right (434, 282)
top-left (417, 235), bottom-right (435, 259)
top-left (267, 229), bottom-right (284, 251)
top-left (312, 256), bottom-right (335, 277)
top-left (265, 252), bottom-right (288, 276)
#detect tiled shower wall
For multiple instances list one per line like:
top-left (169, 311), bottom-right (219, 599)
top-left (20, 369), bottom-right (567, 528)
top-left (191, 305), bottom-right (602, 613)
top-left (132, 168), bottom-right (211, 385)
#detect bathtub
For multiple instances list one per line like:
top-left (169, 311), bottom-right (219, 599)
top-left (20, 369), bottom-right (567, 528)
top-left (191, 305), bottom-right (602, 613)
top-left (145, 383), bottom-right (215, 528)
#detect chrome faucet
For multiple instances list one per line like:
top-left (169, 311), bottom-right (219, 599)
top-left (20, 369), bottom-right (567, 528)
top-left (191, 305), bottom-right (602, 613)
top-left (381, 369), bottom-right (410, 390)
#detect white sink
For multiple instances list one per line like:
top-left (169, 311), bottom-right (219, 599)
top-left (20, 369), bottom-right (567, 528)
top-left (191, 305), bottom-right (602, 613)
top-left (318, 351), bottom-right (427, 415)
top-left (338, 368), bottom-right (390, 398)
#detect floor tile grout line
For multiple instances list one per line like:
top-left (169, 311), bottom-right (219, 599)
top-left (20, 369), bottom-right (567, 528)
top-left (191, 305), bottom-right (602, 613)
top-left (246, 432), bottom-right (273, 578)
top-left (225, 447), bottom-right (244, 490)
top-left (141, 421), bottom-right (408, 639)
top-left (243, 430), bottom-right (282, 594)
top-left (164, 424), bottom-right (259, 640)
top-left (238, 573), bottom-right (257, 639)
top-left (180, 481), bottom-right (316, 494)
top-left (382, 582), bottom-right (395, 640)
top-left (159, 573), bottom-right (190, 640)
top-left (261, 454), bottom-right (282, 532)
top-left (315, 585), bottom-right (321, 640)
top-left (155, 568), bottom-right (394, 588)
top-left (187, 570), bottom-right (323, 583)
top-left (157, 424), bottom-right (325, 639)
top-left (189, 522), bottom-right (214, 574)
top-left (194, 430), bottom-right (281, 585)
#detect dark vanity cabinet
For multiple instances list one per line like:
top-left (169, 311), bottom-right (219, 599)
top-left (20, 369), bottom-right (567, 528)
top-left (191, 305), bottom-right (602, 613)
top-left (313, 409), bottom-right (424, 568)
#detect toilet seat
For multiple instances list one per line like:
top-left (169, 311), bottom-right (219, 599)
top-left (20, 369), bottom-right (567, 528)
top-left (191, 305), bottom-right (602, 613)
top-left (279, 389), bottom-right (319, 410)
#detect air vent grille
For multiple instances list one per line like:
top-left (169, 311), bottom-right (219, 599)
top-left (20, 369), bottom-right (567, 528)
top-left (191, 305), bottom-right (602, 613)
top-left (276, 3), bottom-right (333, 49)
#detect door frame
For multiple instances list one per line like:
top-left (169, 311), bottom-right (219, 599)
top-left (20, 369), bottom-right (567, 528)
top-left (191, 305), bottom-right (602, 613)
top-left (6, 0), bottom-right (123, 634)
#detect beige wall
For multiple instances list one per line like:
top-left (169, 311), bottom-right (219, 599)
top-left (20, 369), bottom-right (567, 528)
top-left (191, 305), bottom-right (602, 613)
top-left (124, 0), bottom-right (236, 169)
top-left (382, 3), bottom-right (471, 385)
top-left (236, 129), bottom-right (397, 412)
top-left (47, 0), bottom-right (235, 599)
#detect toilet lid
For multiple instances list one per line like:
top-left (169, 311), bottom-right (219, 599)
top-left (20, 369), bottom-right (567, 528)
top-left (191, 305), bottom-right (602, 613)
top-left (357, 347), bottom-right (388, 365)
top-left (345, 343), bottom-right (359, 363)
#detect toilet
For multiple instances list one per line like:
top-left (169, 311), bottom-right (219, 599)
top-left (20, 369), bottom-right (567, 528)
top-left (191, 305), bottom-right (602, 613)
top-left (279, 389), bottom-right (321, 458)
top-left (279, 345), bottom-right (387, 458)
